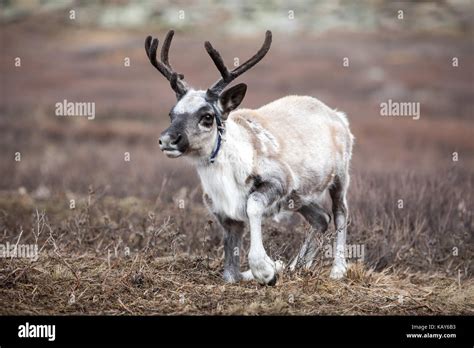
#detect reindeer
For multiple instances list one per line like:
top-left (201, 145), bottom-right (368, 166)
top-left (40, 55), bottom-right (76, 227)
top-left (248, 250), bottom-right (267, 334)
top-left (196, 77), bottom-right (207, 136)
top-left (145, 30), bottom-right (354, 285)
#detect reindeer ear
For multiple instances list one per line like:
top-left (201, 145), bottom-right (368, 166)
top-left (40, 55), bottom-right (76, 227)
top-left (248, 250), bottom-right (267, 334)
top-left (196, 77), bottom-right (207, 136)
top-left (219, 83), bottom-right (247, 118)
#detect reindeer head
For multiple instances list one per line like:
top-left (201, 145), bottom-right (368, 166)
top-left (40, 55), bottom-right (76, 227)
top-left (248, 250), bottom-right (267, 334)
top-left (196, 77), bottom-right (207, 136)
top-left (145, 30), bottom-right (272, 162)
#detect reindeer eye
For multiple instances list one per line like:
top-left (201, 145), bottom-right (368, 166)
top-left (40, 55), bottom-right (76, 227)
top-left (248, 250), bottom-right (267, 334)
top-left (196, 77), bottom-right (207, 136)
top-left (201, 113), bottom-right (213, 125)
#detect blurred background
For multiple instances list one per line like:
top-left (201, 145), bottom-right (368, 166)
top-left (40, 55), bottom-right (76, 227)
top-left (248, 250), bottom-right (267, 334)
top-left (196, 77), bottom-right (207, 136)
top-left (0, 0), bottom-right (473, 276)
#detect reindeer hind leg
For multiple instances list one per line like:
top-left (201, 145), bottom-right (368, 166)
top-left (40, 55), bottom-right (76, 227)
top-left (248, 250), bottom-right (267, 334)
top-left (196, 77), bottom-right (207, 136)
top-left (290, 202), bottom-right (331, 271)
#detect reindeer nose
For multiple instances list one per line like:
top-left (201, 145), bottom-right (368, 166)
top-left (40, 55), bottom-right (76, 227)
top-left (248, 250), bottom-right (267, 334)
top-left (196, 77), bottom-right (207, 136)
top-left (159, 132), bottom-right (185, 150)
top-left (158, 133), bottom-right (170, 150)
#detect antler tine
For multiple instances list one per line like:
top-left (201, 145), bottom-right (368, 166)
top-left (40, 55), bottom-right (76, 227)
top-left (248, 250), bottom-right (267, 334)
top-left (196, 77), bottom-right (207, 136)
top-left (206, 30), bottom-right (272, 95)
top-left (145, 35), bottom-right (152, 57)
top-left (231, 30), bottom-right (272, 78)
top-left (145, 31), bottom-right (188, 97)
top-left (204, 41), bottom-right (231, 82)
top-left (144, 36), bottom-right (171, 80)
top-left (161, 30), bottom-right (174, 67)
top-left (162, 30), bottom-right (185, 80)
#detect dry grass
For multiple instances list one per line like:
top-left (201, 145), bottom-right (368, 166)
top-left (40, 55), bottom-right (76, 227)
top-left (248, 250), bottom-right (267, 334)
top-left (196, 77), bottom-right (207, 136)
top-left (0, 190), bottom-right (472, 315)
top-left (1, 253), bottom-right (472, 315)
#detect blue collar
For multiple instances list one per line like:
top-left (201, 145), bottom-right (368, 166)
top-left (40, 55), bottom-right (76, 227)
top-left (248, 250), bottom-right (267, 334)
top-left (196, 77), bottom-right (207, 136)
top-left (209, 106), bottom-right (224, 164)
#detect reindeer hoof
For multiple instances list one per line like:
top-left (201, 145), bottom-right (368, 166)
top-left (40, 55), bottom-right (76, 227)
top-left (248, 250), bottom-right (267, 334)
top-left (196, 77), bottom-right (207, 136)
top-left (329, 264), bottom-right (347, 280)
top-left (267, 273), bottom-right (278, 286)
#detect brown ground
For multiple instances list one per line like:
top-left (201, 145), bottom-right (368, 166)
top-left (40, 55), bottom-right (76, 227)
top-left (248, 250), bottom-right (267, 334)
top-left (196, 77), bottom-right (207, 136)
top-left (2, 255), bottom-right (472, 315)
top-left (0, 7), bottom-right (473, 315)
top-left (0, 190), bottom-right (472, 315)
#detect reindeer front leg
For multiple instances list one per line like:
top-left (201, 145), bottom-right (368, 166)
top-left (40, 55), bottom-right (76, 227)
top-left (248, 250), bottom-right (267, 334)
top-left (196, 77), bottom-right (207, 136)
top-left (246, 187), bottom-right (284, 285)
top-left (217, 217), bottom-right (244, 283)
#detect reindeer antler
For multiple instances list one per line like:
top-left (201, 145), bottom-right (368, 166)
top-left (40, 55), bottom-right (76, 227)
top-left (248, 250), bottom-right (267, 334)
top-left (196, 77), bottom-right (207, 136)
top-left (145, 30), bottom-right (188, 98)
top-left (205, 30), bottom-right (272, 97)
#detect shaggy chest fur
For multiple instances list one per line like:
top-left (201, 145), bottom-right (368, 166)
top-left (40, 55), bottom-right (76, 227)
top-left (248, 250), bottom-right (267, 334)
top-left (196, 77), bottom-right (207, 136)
top-left (196, 121), bottom-right (255, 221)
top-left (198, 163), bottom-right (249, 221)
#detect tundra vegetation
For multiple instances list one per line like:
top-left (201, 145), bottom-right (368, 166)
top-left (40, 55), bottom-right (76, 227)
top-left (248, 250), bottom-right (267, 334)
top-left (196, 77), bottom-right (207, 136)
top-left (0, 1), bottom-right (473, 314)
